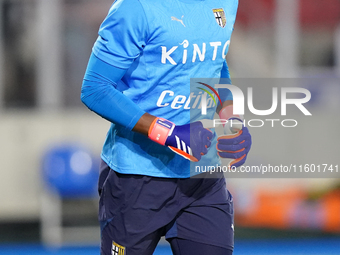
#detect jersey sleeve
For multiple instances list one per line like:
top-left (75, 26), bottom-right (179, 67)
top-left (218, 0), bottom-right (238, 103)
top-left (218, 60), bottom-right (233, 102)
top-left (81, 53), bottom-right (146, 130)
top-left (92, 0), bottom-right (149, 69)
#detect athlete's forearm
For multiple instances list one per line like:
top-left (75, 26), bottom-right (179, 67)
top-left (132, 113), bottom-right (157, 136)
top-left (216, 60), bottom-right (233, 113)
top-left (81, 53), bottom-right (146, 131)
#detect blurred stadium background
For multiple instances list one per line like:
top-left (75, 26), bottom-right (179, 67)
top-left (0, 0), bottom-right (339, 254)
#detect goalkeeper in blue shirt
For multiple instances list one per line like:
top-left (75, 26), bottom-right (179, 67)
top-left (81, 0), bottom-right (251, 254)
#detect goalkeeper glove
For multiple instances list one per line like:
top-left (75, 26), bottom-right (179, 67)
top-left (217, 105), bottom-right (252, 168)
top-left (148, 118), bottom-right (213, 162)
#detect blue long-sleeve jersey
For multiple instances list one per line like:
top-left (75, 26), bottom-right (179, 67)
top-left (82, 0), bottom-right (238, 178)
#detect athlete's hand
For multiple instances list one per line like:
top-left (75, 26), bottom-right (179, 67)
top-left (217, 126), bottom-right (252, 169)
top-left (148, 118), bottom-right (213, 162)
top-left (216, 105), bottom-right (251, 168)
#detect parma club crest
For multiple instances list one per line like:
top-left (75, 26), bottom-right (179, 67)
top-left (111, 241), bottom-right (125, 255)
top-left (213, 8), bottom-right (227, 28)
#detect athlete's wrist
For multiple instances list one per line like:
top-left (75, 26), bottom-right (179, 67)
top-left (132, 113), bottom-right (157, 136)
top-left (216, 100), bottom-right (233, 115)
top-left (148, 118), bottom-right (175, 145)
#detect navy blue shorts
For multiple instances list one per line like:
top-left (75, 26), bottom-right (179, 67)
top-left (98, 160), bottom-right (234, 255)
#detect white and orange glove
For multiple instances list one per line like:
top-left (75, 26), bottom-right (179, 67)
top-left (148, 118), bottom-right (213, 162)
top-left (217, 105), bottom-right (252, 168)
